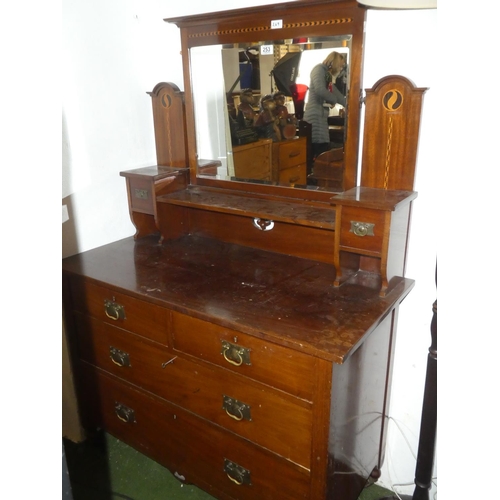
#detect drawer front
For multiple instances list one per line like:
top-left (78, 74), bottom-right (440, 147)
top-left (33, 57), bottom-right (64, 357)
top-left (278, 164), bottom-right (307, 185)
top-left (128, 177), bottom-right (155, 214)
top-left (75, 314), bottom-right (313, 468)
top-left (278, 139), bottom-right (306, 169)
top-left (339, 206), bottom-right (387, 254)
top-left (171, 311), bottom-right (316, 401)
top-left (80, 366), bottom-right (311, 500)
top-left (70, 277), bottom-right (169, 345)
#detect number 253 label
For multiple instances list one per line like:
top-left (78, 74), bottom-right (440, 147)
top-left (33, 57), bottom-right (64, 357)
top-left (260, 45), bottom-right (273, 55)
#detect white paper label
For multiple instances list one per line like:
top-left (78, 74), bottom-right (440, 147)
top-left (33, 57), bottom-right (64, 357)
top-left (260, 44), bottom-right (273, 56)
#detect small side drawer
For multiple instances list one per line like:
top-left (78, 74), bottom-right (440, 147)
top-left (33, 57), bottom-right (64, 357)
top-left (339, 206), bottom-right (387, 255)
top-left (69, 277), bottom-right (169, 345)
top-left (127, 176), bottom-right (155, 214)
top-left (80, 366), bottom-right (310, 500)
top-left (277, 139), bottom-right (306, 169)
top-left (171, 311), bottom-right (316, 401)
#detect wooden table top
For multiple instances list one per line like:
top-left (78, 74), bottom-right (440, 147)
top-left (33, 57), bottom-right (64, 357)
top-left (62, 235), bottom-right (414, 363)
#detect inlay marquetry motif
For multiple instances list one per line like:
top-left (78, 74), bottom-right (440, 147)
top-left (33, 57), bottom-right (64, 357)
top-left (187, 18), bottom-right (353, 39)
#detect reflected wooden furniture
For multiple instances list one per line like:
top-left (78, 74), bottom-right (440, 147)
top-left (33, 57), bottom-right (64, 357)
top-left (233, 138), bottom-right (272, 181)
top-left (309, 147), bottom-right (345, 191)
top-left (197, 159), bottom-right (222, 176)
top-left (272, 136), bottom-right (307, 185)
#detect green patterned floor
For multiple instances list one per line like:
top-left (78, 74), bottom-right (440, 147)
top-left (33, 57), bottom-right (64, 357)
top-left (64, 433), bottom-right (394, 500)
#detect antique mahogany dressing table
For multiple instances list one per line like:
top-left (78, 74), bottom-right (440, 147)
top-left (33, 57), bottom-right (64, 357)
top-left (62, 1), bottom-right (426, 499)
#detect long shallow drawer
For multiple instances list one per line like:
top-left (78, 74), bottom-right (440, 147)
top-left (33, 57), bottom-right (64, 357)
top-left (171, 311), bottom-right (316, 401)
top-left (75, 314), bottom-right (313, 468)
top-left (69, 276), bottom-right (169, 345)
top-left (79, 365), bottom-right (310, 500)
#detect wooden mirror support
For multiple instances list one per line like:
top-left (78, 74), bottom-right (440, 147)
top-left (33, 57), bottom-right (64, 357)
top-left (119, 82), bottom-right (190, 239)
top-left (360, 75), bottom-right (427, 191)
top-left (332, 75), bottom-right (427, 295)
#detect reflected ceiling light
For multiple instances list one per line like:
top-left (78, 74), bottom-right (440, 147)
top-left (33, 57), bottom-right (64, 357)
top-left (356, 0), bottom-right (437, 8)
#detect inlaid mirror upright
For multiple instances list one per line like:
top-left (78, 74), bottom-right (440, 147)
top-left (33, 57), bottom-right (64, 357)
top-left (166, 0), bottom-right (366, 197)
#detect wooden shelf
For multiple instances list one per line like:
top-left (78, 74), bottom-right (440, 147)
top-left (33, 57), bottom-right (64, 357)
top-left (158, 186), bottom-right (336, 230)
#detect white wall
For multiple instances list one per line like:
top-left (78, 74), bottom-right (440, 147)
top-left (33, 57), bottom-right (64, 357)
top-left (62, 0), bottom-right (437, 497)
top-left (362, 8), bottom-right (437, 499)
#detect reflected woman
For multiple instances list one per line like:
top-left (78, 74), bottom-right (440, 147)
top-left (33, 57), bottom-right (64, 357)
top-left (303, 51), bottom-right (346, 159)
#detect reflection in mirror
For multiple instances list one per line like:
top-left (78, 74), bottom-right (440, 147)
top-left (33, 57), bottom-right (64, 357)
top-left (191, 36), bottom-right (352, 191)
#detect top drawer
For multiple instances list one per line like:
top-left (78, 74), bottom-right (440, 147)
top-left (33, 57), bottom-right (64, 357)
top-left (69, 276), bottom-right (169, 345)
top-left (171, 311), bottom-right (316, 401)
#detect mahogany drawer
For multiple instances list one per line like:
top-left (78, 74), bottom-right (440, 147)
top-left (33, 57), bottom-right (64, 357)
top-left (75, 313), bottom-right (313, 468)
top-left (275, 139), bottom-right (307, 170)
top-left (338, 206), bottom-right (387, 255)
top-left (69, 276), bottom-right (169, 345)
top-left (80, 365), bottom-right (310, 500)
top-left (171, 311), bottom-right (316, 401)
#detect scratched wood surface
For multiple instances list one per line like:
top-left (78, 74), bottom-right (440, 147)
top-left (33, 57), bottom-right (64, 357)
top-left (62, 235), bottom-right (413, 363)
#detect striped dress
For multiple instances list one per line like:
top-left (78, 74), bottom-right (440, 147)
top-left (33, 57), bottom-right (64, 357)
top-left (303, 63), bottom-right (346, 144)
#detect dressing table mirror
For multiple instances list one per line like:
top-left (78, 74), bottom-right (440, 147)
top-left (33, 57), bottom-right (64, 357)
top-left (167, 0), bottom-right (366, 196)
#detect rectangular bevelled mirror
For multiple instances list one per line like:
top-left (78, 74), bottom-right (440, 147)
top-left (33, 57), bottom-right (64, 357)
top-left (167, 0), bottom-right (366, 197)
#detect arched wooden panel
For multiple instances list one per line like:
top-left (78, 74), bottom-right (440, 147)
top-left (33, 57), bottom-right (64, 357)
top-left (361, 75), bottom-right (427, 191)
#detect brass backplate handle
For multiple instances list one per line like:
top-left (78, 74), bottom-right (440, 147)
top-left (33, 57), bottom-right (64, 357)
top-left (109, 346), bottom-right (131, 367)
top-left (350, 221), bottom-right (375, 237)
top-left (104, 299), bottom-right (126, 321)
top-left (224, 458), bottom-right (251, 486)
top-left (221, 340), bottom-right (251, 366)
top-left (222, 395), bottom-right (252, 421)
top-left (114, 402), bottom-right (136, 423)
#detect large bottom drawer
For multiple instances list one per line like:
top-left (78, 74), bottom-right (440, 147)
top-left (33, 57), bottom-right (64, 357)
top-left (79, 364), bottom-right (311, 500)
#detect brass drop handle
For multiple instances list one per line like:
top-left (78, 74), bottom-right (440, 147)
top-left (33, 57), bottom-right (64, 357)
top-left (224, 459), bottom-right (251, 486)
top-left (221, 341), bottom-right (251, 367)
top-left (109, 346), bottom-right (131, 367)
top-left (288, 175), bottom-right (300, 183)
top-left (223, 345), bottom-right (243, 366)
top-left (114, 402), bottom-right (136, 423)
top-left (104, 299), bottom-right (125, 321)
top-left (227, 473), bottom-right (244, 485)
top-left (223, 395), bottom-right (251, 422)
top-left (225, 407), bottom-right (244, 421)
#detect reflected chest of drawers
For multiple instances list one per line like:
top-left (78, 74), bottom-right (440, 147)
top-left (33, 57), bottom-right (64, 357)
top-left (63, 235), bottom-right (413, 500)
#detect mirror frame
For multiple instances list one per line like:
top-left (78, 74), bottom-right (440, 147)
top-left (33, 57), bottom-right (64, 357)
top-left (165, 0), bottom-right (366, 201)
